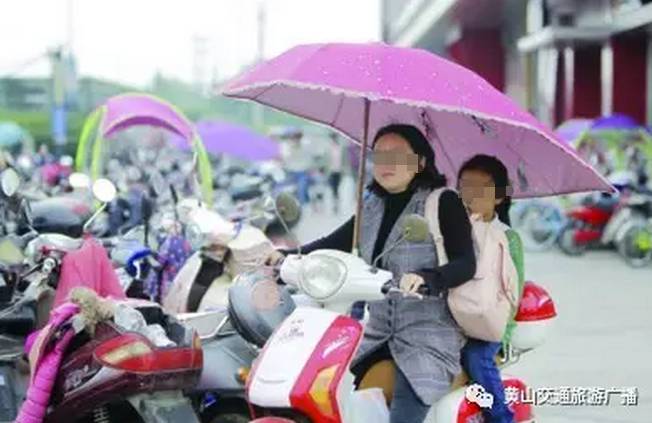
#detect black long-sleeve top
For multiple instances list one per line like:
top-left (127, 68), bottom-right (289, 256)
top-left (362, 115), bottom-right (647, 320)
top-left (287, 189), bottom-right (476, 294)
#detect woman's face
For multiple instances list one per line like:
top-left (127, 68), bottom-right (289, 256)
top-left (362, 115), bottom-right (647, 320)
top-left (372, 133), bottom-right (422, 193)
top-left (458, 169), bottom-right (502, 220)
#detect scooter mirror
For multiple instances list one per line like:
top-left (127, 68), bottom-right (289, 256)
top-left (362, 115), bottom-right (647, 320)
top-left (69, 172), bottom-right (91, 190)
top-left (92, 178), bottom-right (117, 203)
top-left (149, 171), bottom-right (166, 197)
top-left (1, 168), bottom-right (21, 197)
top-left (19, 198), bottom-right (34, 230)
top-left (402, 214), bottom-right (429, 243)
top-left (275, 192), bottom-right (301, 225)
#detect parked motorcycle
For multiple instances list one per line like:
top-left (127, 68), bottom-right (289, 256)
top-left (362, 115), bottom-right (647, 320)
top-left (236, 216), bottom-right (557, 423)
top-left (558, 172), bottom-right (637, 256)
top-left (3, 177), bottom-right (204, 423)
top-left (615, 191), bottom-right (652, 267)
top-left (162, 192), bottom-right (301, 314)
top-left (146, 193), bottom-right (300, 423)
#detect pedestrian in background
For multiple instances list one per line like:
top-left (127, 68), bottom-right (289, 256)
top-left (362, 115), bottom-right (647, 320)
top-left (328, 131), bottom-right (345, 214)
top-left (280, 128), bottom-right (312, 205)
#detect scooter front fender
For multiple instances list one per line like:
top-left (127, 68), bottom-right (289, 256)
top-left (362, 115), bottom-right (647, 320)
top-left (195, 333), bottom-right (258, 393)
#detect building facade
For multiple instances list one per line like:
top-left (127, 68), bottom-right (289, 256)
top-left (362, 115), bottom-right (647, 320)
top-left (382, 0), bottom-right (652, 127)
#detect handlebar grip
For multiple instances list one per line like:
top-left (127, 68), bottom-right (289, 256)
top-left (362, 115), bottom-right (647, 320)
top-left (381, 282), bottom-right (431, 296)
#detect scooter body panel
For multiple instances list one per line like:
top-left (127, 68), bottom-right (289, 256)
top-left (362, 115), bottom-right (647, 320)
top-left (162, 252), bottom-right (202, 313)
top-left (248, 307), bottom-right (340, 408)
top-left (197, 333), bottom-right (257, 393)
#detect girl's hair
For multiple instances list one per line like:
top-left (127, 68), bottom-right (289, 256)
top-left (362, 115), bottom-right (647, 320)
top-left (458, 154), bottom-right (512, 226)
top-left (368, 124), bottom-right (447, 195)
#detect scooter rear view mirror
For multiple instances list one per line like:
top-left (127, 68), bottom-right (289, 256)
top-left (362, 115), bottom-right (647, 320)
top-left (1, 168), bottom-right (21, 197)
top-left (92, 178), bottom-right (117, 203)
top-left (274, 192), bottom-right (301, 225)
top-left (372, 214), bottom-right (429, 272)
top-left (19, 198), bottom-right (34, 230)
top-left (402, 214), bottom-right (429, 243)
top-left (150, 171), bottom-right (165, 198)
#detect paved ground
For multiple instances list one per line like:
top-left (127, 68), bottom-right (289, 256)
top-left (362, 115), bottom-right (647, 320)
top-left (295, 175), bottom-right (652, 422)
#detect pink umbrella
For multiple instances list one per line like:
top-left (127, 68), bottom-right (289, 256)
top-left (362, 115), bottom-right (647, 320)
top-left (170, 121), bottom-right (280, 161)
top-left (223, 43), bottom-right (612, 247)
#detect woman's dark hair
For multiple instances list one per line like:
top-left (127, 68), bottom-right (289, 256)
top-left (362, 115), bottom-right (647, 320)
top-left (368, 124), bottom-right (446, 195)
top-left (458, 154), bottom-right (512, 226)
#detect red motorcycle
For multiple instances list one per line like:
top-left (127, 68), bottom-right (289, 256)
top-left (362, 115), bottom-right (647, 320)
top-left (2, 177), bottom-right (204, 423)
top-left (557, 192), bottom-right (621, 255)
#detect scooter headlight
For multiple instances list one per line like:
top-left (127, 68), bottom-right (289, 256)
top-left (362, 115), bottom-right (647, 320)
top-left (299, 255), bottom-right (347, 300)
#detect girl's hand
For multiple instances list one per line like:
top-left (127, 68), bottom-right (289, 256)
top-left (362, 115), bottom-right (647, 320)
top-left (399, 273), bottom-right (425, 295)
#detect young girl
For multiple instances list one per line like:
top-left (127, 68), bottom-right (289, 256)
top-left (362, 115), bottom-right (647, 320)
top-left (457, 154), bottom-right (525, 423)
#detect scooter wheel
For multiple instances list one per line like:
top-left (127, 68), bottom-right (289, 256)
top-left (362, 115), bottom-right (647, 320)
top-left (618, 225), bottom-right (652, 268)
top-left (558, 224), bottom-right (587, 256)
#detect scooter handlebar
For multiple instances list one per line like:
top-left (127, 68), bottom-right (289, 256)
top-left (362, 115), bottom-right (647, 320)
top-left (381, 281), bottom-right (430, 298)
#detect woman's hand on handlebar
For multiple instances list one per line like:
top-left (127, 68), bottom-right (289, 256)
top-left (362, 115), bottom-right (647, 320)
top-left (400, 273), bottom-right (425, 295)
top-left (265, 249), bottom-right (286, 267)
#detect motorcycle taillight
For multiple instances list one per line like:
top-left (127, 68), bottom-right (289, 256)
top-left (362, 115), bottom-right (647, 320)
top-left (95, 332), bottom-right (203, 373)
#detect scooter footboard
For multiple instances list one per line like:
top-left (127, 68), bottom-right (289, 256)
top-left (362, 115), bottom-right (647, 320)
top-left (128, 391), bottom-right (200, 423)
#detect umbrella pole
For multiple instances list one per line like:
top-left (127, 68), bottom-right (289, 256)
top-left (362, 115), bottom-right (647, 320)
top-left (352, 98), bottom-right (371, 255)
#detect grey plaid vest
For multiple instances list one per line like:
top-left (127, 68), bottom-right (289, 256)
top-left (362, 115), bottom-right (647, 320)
top-left (351, 187), bottom-right (466, 405)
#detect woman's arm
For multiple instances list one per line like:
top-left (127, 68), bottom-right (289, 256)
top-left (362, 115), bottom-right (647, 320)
top-left (282, 216), bottom-right (354, 255)
top-left (416, 190), bottom-right (476, 291)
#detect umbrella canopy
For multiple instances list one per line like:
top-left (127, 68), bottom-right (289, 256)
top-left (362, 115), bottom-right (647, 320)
top-left (555, 119), bottom-right (592, 144)
top-left (100, 94), bottom-right (195, 140)
top-left (75, 93), bottom-right (213, 205)
top-left (590, 113), bottom-right (641, 132)
top-left (0, 122), bottom-right (32, 150)
top-left (170, 121), bottom-right (280, 161)
top-left (223, 42), bottom-right (611, 199)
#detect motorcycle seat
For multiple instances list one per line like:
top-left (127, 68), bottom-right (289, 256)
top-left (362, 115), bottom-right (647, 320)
top-left (177, 309), bottom-right (227, 339)
top-left (358, 355), bottom-right (505, 405)
top-left (30, 233), bottom-right (83, 254)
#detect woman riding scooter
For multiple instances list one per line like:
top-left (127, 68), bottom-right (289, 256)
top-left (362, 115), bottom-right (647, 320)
top-left (268, 124), bottom-right (476, 423)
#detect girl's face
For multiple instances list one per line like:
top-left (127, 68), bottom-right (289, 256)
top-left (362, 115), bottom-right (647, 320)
top-left (458, 169), bottom-right (502, 220)
top-left (372, 134), bottom-right (424, 193)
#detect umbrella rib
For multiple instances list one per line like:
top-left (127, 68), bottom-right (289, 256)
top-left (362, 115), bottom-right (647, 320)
top-left (425, 115), bottom-right (457, 179)
top-left (503, 139), bottom-right (557, 197)
top-left (329, 95), bottom-right (346, 126)
top-left (251, 84), bottom-right (277, 102)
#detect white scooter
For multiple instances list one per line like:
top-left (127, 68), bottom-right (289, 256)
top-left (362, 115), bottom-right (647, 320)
top-left (162, 192), bottom-right (301, 314)
top-left (239, 216), bottom-right (557, 423)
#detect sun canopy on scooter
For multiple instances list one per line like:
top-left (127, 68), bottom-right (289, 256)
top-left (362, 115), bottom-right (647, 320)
top-left (74, 93), bottom-right (214, 206)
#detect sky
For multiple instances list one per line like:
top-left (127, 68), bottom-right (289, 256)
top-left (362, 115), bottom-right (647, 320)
top-left (0, 0), bottom-right (381, 87)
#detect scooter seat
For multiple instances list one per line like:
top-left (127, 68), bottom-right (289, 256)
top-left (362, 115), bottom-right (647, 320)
top-left (30, 233), bottom-right (83, 254)
top-left (358, 359), bottom-right (396, 404)
top-left (177, 310), bottom-right (227, 339)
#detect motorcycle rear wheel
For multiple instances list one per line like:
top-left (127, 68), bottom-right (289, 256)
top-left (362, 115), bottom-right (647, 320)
top-left (618, 225), bottom-right (652, 268)
top-left (558, 224), bottom-right (588, 256)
